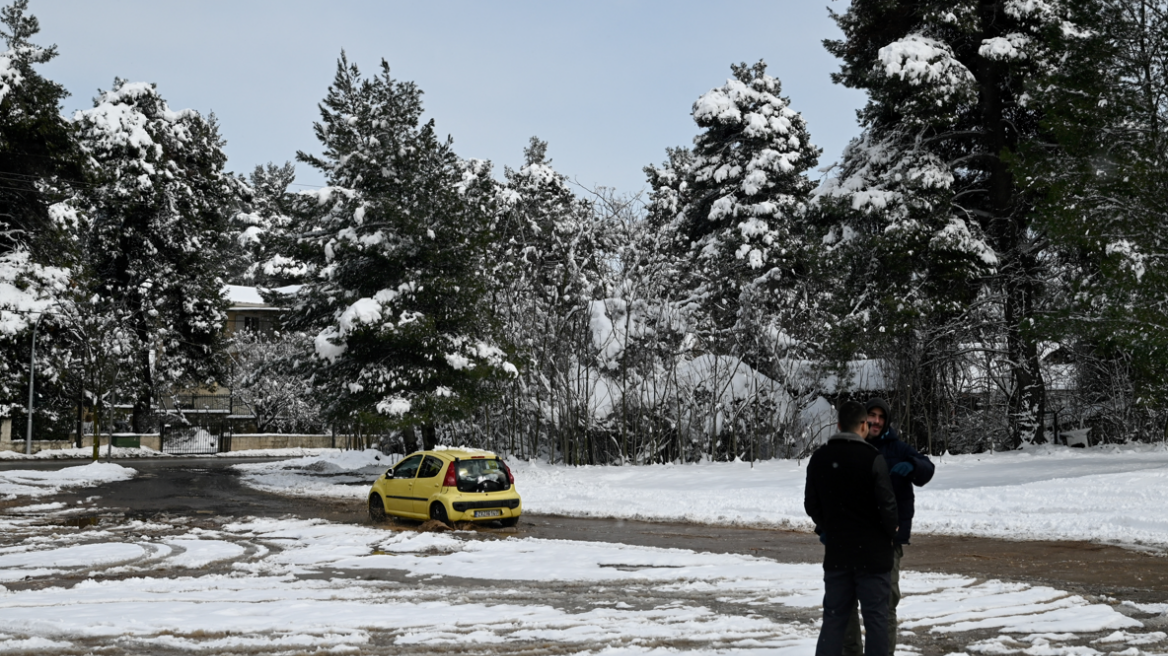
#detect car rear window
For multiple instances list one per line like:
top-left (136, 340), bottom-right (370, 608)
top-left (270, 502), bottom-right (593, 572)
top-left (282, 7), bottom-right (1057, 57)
top-left (455, 459), bottom-right (511, 493)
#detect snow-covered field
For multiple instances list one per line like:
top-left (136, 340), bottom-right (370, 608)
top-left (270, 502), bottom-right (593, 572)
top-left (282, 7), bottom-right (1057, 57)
top-left (1, 444), bottom-right (1167, 654)
top-left (236, 442), bottom-right (1168, 548)
top-left (0, 497), bottom-right (1158, 655)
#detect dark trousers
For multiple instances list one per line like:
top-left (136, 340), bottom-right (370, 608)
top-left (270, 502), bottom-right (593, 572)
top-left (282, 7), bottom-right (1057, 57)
top-left (844, 544), bottom-right (903, 656)
top-left (815, 568), bottom-right (892, 656)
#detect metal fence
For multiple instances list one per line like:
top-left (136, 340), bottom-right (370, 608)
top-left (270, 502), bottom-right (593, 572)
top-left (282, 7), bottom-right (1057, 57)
top-left (159, 422), bottom-right (231, 455)
top-left (158, 393), bottom-right (237, 454)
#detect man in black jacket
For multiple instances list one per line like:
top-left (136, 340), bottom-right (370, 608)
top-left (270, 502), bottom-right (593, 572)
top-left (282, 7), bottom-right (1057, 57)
top-left (842, 397), bottom-right (937, 656)
top-left (805, 400), bottom-right (899, 656)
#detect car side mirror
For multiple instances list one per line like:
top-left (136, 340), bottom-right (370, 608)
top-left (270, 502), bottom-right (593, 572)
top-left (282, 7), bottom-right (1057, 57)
top-left (384, 470), bottom-right (394, 479)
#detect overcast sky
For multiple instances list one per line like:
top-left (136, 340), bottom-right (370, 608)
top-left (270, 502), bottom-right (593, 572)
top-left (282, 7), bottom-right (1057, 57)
top-left (34, 0), bottom-right (865, 196)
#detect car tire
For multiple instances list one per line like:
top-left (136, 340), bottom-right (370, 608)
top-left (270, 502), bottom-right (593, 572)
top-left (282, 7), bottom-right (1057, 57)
top-left (368, 494), bottom-right (387, 523)
top-left (429, 501), bottom-right (449, 523)
top-left (499, 516), bottom-right (519, 528)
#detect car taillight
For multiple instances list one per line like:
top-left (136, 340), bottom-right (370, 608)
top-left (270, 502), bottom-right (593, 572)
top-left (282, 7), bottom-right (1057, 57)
top-left (443, 462), bottom-right (457, 487)
top-left (501, 460), bottom-right (515, 485)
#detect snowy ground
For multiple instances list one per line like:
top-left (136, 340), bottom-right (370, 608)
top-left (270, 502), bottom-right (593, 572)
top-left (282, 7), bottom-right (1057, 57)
top-left (0, 445), bottom-right (1166, 654)
top-left (0, 445), bottom-right (332, 460)
top-left (236, 442), bottom-right (1168, 548)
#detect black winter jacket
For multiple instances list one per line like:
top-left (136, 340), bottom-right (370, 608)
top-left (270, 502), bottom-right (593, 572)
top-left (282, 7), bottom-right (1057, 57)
top-left (804, 431), bottom-right (899, 573)
top-left (870, 427), bottom-right (935, 544)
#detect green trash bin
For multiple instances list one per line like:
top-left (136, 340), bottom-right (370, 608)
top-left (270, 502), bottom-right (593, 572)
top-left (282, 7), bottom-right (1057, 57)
top-left (110, 435), bottom-right (140, 448)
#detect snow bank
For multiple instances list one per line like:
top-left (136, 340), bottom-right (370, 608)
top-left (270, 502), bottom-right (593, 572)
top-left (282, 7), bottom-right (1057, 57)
top-left (0, 445), bottom-right (166, 460)
top-left (0, 461), bottom-right (136, 498)
top-left (233, 448), bottom-right (395, 498)
top-left (0, 446), bottom-right (332, 461)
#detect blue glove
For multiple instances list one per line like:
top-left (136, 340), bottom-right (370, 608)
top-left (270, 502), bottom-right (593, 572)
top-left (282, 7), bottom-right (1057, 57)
top-left (818, 533), bottom-right (827, 545)
top-left (890, 461), bottom-right (914, 477)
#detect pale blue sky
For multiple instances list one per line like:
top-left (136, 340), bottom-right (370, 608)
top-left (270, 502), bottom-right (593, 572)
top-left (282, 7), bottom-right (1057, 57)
top-left (34, 1), bottom-right (864, 196)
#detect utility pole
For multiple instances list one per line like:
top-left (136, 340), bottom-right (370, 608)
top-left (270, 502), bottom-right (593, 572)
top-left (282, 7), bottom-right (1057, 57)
top-left (25, 313), bottom-right (44, 455)
top-left (25, 319), bottom-right (37, 452)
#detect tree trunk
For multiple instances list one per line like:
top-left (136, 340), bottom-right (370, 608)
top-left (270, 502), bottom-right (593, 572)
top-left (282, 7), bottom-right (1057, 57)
top-left (402, 425), bottom-right (418, 453)
top-left (979, 12), bottom-right (1047, 448)
top-left (75, 381), bottom-right (84, 449)
top-left (1005, 275), bottom-right (1047, 446)
top-left (132, 318), bottom-right (154, 433)
top-left (421, 422), bottom-right (437, 451)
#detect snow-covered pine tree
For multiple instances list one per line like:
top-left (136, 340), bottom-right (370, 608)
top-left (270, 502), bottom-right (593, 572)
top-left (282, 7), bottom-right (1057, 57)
top-left (290, 54), bottom-right (515, 450)
top-left (641, 145), bottom-right (697, 332)
top-left (0, 1), bottom-right (88, 425)
top-left (638, 62), bottom-right (825, 462)
top-left (75, 80), bottom-right (242, 431)
top-left (820, 0), bottom-right (1093, 447)
top-left (1013, 0), bottom-right (1168, 438)
top-left (495, 138), bottom-right (603, 322)
top-left (487, 138), bottom-right (611, 462)
top-left (230, 161), bottom-right (298, 286)
top-left (646, 61), bottom-right (823, 367)
top-left (0, 0), bottom-right (83, 256)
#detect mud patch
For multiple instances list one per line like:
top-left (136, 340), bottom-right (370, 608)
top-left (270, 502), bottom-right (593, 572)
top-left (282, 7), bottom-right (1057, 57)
top-left (59, 515), bottom-right (100, 528)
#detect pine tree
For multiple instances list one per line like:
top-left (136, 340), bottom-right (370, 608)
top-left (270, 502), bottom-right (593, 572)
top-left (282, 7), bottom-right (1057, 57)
top-left (646, 61), bottom-right (823, 366)
top-left (231, 161), bottom-right (298, 286)
top-left (75, 80), bottom-right (242, 431)
top-left (0, 1), bottom-right (87, 424)
top-left (820, 0), bottom-right (1093, 447)
top-left (0, 0), bottom-right (83, 256)
top-left (494, 137), bottom-right (603, 321)
top-left (487, 137), bottom-right (611, 463)
top-left (1015, 0), bottom-right (1168, 438)
top-left (290, 54), bottom-right (514, 449)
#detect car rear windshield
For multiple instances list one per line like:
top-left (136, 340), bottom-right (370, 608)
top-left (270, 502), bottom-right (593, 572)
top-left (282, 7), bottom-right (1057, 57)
top-left (454, 458), bottom-right (511, 493)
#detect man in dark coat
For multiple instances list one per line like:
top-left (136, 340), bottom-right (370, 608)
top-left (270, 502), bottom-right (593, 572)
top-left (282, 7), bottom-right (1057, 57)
top-left (805, 400), bottom-right (899, 656)
top-left (842, 397), bottom-right (936, 656)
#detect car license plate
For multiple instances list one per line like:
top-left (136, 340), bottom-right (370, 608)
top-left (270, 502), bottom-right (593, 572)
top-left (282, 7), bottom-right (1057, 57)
top-left (474, 509), bottom-right (502, 518)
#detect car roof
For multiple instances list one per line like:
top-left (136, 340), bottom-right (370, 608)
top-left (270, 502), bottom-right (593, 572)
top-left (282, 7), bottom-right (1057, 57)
top-left (424, 447), bottom-right (499, 460)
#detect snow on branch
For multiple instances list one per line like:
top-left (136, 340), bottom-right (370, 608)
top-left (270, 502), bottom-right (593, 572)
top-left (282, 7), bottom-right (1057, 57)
top-left (979, 34), bottom-right (1032, 61)
top-left (0, 250), bottom-right (69, 336)
top-left (877, 34), bottom-right (976, 101)
top-left (1105, 240), bottom-right (1147, 281)
top-left (1004, 0), bottom-right (1060, 22)
top-left (931, 218), bottom-right (999, 267)
top-left (0, 51), bottom-right (22, 103)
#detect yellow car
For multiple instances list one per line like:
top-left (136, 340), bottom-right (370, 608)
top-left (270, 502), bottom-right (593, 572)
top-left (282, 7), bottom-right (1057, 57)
top-left (368, 448), bottom-right (522, 527)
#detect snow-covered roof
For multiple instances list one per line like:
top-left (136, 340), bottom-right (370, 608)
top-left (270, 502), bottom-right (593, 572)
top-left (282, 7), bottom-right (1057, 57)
top-left (224, 284), bottom-right (302, 310)
top-left (225, 285), bottom-right (265, 307)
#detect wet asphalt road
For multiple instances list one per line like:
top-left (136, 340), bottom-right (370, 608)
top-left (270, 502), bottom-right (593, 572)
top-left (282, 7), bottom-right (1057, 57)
top-left (10, 456), bottom-right (1168, 603)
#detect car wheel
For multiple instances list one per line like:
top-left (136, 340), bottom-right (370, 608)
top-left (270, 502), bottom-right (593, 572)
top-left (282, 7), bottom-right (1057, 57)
top-left (499, 516), bottom-right (519, 528)
top-left (429, 501), bottom-right (449, 523)
top-left (368, 494), bottom-right (387, 523)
